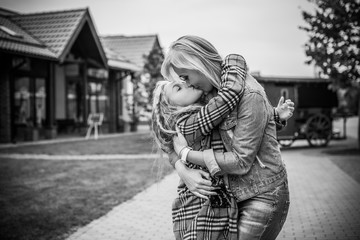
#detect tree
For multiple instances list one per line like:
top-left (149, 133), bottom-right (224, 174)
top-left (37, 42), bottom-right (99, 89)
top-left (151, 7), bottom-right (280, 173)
top-left (131, 46), bottom-right (164, 125)
top-left (143, 46), bottom-right (164, 102)
top-left (299, 0), bottom-right (360, 148)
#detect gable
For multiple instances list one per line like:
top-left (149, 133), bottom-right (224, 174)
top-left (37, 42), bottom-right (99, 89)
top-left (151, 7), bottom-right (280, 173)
top-left (101, 35), bottom-right (159, 68)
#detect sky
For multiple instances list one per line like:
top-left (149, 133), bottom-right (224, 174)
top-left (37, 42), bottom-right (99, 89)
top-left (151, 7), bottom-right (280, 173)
top-left (1, 0), bottom-right (317, 77)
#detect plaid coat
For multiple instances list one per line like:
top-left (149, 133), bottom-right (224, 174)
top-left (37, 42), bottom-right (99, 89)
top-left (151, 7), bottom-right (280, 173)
top-left (172, 54), bottom-right (247, 240)
top-left (172, 131), bottom-right (239, 240)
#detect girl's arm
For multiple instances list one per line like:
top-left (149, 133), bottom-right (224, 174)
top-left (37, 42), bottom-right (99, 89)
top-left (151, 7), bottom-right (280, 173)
top-left (176, 54), bottom-right (247, 146)
top-left (168, 54), bottom-right (247, 168)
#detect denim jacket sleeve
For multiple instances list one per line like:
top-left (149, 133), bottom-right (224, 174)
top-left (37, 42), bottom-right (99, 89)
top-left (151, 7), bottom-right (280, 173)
top-left (212, 91), bottom-right (269, 175)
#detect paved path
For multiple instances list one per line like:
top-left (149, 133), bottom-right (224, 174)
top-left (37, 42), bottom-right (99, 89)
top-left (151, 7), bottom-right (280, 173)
top-left (277, 150), bottom-right (360, 240)
top-left (66, 172), bottom-right (178, 240)
top-left (64, 146), bottom-right (360, 240)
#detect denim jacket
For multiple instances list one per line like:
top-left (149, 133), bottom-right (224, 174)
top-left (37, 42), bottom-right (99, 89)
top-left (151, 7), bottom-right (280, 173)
top-left (167, 54), bottom-right (287, 202)
top-left (206, 74), bottom-right (287, 202)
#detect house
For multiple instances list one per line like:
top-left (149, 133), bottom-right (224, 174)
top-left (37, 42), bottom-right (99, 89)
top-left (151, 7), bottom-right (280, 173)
top-left (0, 7), bottom-right (141, 143)
top-left (101, 34), bottom-right (163, 124)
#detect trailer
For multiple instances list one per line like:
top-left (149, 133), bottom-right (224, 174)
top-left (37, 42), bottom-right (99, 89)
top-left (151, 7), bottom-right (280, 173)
top-left (255, 76), bottom-right (340, 147)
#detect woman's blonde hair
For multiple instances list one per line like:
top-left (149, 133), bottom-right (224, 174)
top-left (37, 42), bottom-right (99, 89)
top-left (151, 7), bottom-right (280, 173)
top-left (151, 80), bottom-right (201, 154)
top-left (161, 35), bottom-right (223, 89)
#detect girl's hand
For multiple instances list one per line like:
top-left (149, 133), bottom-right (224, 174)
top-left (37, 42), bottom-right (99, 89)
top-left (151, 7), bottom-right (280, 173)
top-left (175, 161), bottom-right (218, 199)
top-left (173, 126), bottom-right (189, 155)
top-left (276, 96), bottom-right (295, 121)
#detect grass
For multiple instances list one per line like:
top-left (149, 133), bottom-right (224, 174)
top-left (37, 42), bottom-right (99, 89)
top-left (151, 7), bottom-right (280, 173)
top-left (0, 133), bottom-right (173, 240)
top-left (0, 133), bottom-right (154, 155)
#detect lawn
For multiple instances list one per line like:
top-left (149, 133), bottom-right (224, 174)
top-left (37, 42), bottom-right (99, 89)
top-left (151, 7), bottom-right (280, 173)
top-left (0, 133), bottom-right (155, 155)
top-left (0, 133), bottom-right (173, 240)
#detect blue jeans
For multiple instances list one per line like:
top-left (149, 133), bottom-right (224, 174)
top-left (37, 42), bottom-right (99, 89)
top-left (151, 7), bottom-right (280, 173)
top-left (237, 181), bottom-right (290, 240)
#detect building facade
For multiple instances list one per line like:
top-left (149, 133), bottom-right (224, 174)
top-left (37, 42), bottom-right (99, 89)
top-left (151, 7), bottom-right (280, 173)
top-left (0, 7), bottom-right (159, 143)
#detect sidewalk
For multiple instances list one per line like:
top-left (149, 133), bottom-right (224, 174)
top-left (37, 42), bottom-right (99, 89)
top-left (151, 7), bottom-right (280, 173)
top-left (65, 144), bottom-right (360, 240)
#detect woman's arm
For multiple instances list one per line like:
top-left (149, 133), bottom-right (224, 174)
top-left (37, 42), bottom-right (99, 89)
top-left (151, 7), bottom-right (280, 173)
top-left (174, 95), bottom-right (295, 173)
top-left (174, 160), bottom-right (218, 199)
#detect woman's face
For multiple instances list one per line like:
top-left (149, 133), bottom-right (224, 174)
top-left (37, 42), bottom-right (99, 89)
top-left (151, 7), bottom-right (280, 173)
top-left (173, 67), bottom-right (214, 93)
top-left (164, 81), bottom-right (203, 107)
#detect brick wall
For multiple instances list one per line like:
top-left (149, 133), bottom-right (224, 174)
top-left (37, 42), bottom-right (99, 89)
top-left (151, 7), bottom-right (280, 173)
top-left (0, 73), bottom-right (11, 143)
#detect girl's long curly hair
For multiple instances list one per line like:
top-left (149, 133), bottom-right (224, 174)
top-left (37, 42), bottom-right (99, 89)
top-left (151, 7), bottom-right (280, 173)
top-left (151, 80), bottom-right (201, 154)
top-left (152, 35), bottom-right (224, 154)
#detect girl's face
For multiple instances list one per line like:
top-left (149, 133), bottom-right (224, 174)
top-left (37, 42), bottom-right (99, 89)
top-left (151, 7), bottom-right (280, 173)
top-left (173, 67), bottom-right (214, 93)
top-left (164, 81), bottom-right (203, 107)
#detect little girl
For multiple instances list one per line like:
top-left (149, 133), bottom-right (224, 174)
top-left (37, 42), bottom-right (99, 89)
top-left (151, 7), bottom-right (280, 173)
top-left (151, 39), bottom-right (293, 239)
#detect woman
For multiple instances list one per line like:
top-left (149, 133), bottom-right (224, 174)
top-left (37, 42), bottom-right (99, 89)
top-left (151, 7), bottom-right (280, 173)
top-left (160, 35), bottom-right (291, 240)
top-left (152, 35), bottom-right (293, 240)
top-left (152, 53), bottom-right (247, 239)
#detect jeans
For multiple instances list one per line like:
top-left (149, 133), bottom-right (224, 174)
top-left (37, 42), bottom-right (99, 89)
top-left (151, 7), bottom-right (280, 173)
top-left (237, 181), bottom-right (290, 240)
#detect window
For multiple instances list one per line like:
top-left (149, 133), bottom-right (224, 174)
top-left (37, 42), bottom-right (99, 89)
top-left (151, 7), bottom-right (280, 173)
top-left (87, 79), bottom-right (109, 121)
top-left (14, 77), bottom-right (46, 127)
top-left (66, 79), bottom-right (84, 123)
top-left (0, 25), bottom-right (22, 38)
top-left (280, 88), bottom-right (289, 99)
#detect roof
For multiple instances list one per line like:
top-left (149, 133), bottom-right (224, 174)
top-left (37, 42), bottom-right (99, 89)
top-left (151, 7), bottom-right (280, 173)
top-left (9, 8), bottom-right (87, 59)
top-left (0, 8), bottom-right (107, 67)
top-left (255, 76), bottom-right (332, 84)
top-left (0, 14), bottom-right (57, 59)
top-left (100, 35), bottom-right (160, 68)
top-left (104, 47), bottom-right (141, 72)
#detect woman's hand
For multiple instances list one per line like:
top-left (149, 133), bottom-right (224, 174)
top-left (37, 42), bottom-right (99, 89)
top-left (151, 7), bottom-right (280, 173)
top-left (175, 161), bottom-right (218, 199)
top-left (276, 96), bottom-right (295, 121)
top-left (173, 127), bottom-right (188, 155)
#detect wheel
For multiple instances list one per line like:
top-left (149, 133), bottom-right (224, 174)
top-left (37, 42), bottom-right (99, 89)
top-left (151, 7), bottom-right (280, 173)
top-left (278, 139), bottom-right (294, 147)
top-left (305, 113), bottom-right (332, 147)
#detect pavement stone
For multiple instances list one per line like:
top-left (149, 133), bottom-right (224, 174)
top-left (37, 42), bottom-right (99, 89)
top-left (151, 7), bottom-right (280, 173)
top-left (65, 147), bottom-right (360, 240)
top-left (66, 172), bottom-right (179, 240)
top-left (276, 150), bottom-right (360, 240)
